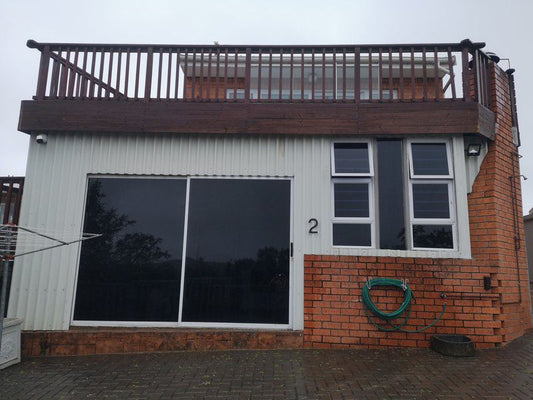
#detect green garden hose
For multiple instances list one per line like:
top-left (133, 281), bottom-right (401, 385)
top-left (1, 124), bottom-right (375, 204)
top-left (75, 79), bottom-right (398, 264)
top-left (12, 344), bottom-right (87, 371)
top-left (362, 278), bottom-right (447, 333)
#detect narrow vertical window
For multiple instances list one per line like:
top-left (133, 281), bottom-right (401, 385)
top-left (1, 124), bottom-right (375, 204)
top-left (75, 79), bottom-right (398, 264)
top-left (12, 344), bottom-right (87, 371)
top-left (331, 142), bottom-right (374, 247)
top-left (377, 139), bottom-right (406, 250)
top-left (408, 141), bottom-right (455, 249)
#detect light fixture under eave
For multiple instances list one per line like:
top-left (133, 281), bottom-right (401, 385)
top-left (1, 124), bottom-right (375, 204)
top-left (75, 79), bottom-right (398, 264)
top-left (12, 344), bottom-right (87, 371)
top-left (35, 134), bottom-right (48, 144)
top-left (466, 143), bottom-right (481, 157)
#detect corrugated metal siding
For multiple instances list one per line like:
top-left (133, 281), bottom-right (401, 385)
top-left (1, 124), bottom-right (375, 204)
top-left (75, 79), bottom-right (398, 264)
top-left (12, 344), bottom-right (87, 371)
top-left (8, 133), bottom-right (470, 330)
top-left (9, 133), bottom-right (331, 330)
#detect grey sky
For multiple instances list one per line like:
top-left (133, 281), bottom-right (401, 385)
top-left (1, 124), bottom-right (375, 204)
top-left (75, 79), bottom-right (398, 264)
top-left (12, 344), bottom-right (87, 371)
top-left (2, 0), bottom-right (533, 210)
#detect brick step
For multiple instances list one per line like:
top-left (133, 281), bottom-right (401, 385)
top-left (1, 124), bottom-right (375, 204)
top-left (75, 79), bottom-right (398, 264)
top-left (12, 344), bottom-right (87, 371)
top-left (22, 328), bottom-right (304, 357)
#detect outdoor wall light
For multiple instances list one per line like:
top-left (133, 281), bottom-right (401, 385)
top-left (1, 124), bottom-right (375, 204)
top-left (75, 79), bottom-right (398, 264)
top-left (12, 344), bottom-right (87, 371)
top-left (466, 143), bottom-right (481, 157)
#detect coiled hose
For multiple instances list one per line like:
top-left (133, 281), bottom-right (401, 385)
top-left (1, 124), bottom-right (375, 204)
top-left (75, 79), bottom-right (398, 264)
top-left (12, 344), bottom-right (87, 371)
top-left (362, 278), bottom-right (447, 333)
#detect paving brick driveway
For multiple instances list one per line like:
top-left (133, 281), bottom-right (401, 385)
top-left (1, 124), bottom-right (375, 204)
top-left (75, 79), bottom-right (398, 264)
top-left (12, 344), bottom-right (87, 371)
top-left (1, 330), bottom-right (532, 400)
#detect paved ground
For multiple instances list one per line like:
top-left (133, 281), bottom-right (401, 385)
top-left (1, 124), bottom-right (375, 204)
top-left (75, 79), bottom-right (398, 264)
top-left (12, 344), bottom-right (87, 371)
top-left (1, 331), bottom-right (532, 400)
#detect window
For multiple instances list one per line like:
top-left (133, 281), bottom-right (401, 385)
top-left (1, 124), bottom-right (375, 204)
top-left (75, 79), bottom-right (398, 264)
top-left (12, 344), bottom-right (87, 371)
top-left (74, 177), bottom-right (291, 325)
top-left (408, 141), bottom-right (455, 249)
top-left (332, 142), bottom-right (372, 176)
top-left (409, 142), bottom-right (452, 178)
top-left (74, 178), bottom-right (187, 322)
top-left (182, 179), bottom-right (290, 324)
top-left (247, 64), bottom-right (381, 101)
top-left (226, 89), bottom-right (246, 99)
top-left (331, 142), bottom-right (374, 247)
top-left (331, 139), bottom-right (456, 250)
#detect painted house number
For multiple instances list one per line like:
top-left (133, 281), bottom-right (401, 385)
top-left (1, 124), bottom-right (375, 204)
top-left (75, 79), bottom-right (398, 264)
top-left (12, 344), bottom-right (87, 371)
top-left (308, 218), bottom-right (319, 234)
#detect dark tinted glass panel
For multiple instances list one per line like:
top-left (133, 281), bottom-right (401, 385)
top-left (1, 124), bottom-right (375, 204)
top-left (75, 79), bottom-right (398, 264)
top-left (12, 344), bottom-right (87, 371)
top-left (333, 223), bottom-right (371, 246)
top-left (334, 183), bottom-right (369, 217)
top-left (183, 179), bottom-right (290, 324)
top-left (74, 178), bottom-right (186, 322)
top-left (334, 143), bottom-right (370, 174)
top-left (413, 225), bottom-right (453, 249)
top-left (411, 143), bottom-right (449, 176)
top-left (412, 184), bottom-right (450, 219)
top-left (377, 140), bottom-right (406, 250)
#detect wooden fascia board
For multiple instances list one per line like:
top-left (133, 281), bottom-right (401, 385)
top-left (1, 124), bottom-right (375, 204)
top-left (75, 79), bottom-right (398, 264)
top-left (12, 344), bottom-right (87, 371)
top-left (19, 100), bottom-right (494, 139)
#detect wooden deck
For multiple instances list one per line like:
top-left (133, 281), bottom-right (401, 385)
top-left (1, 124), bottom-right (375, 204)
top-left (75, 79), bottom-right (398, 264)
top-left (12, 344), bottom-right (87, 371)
top-left (19, 39), bottom-right (496, 138)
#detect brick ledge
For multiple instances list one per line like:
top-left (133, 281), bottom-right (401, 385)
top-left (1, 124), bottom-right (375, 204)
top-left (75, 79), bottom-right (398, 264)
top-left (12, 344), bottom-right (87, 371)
top-left (22, 328), bottom-right (304, 357)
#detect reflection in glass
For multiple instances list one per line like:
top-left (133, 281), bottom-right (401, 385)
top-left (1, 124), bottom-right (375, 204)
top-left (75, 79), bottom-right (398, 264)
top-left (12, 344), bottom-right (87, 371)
top-left (334, 183), bottom-right (369, 217)
top-left (250, 64), bottom-right (379, 100)
top-left (334, 143), bottom-right (370, 174)
top-left (411, 143), bottom-right (449, 176)
top-left (333, 223), bottom-right (371, 247)
top-left (413, 225), bottom-right (453, 248)
top-left (253, 64), bottom-right (335, 100)
top-left (182, 179), bottom-right (290, 324)
top-left (412, 184), bottom-right (450, 219)
top-left (377, 140), bottom-right (406, 250)
top-left (74, 178), bottom-right (186, 322)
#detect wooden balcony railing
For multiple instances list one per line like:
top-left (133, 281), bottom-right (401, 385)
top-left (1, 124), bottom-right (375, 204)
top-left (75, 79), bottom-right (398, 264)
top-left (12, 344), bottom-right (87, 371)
top-left (27, 39), bottom-right (493, 107)
top-left (0, 177), bottom-right (24, 226)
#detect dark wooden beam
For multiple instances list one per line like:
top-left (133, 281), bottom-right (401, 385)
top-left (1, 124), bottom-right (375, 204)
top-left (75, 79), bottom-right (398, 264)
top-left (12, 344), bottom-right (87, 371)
top-left (18, 100), bottom-right (494, 139)
top-left (27, 39), bottom-right (486, 53)
top-left (478, 104), bottom-right (496, 140)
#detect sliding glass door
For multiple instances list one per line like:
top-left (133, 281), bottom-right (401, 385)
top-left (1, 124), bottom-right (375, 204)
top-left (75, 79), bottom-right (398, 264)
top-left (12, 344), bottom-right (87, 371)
top-left (182, 179), bottom-right (290, 324)
top-left (74, 177), bottom-right (291, 327)
top-left (73, 178), bottom-right (187, 322)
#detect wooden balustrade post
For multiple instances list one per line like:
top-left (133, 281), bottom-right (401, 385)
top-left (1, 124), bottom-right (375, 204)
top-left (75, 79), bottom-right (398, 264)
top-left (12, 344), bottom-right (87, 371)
top-left (36, 45), bottom-right (51, 100)
top-left (0, 179), bottom-right (5, 224)
top-left (144, 47), bottom-right (153, 100)
top-left (12, 180), bottom-right (24, 226)
top-left (245, 48), bottom-right (252, 102)
top-left (2, 181), bottom-right (13, 225)
top-left (461, 40), bottom-right (473, 102)
top-left (353, 48), bottom-right (360, 103)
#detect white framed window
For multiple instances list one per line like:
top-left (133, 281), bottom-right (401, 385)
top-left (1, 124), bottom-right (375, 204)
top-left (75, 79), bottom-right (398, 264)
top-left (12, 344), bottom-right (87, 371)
top-left (331, 141), bottom-right (374, 177)
top-left (408, 140), bottom-right (453, 179)
top-left (249, 63), bottom-right (382, 101)
top-left (331, 179), bottom-right (375, 248)
top-left (226, 89), bottom-right (246, 99)
top-left (331, 141), bottom-right (375, 247)
top-left (408, 139), bottom-right (456, 250)
top-left (331, 138), bottom-right (457, 251)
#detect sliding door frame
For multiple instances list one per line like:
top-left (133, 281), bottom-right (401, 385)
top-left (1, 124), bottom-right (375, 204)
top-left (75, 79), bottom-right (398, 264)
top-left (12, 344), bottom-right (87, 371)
top-left (71, 175), bottom-right (294, 330)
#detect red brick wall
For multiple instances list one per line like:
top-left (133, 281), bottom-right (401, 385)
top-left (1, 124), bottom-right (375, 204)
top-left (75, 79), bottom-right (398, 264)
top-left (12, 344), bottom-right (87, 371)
top-left (487, 66), bottom-right (532, 342)
top-left (303, 64), bottom-right (532, 349)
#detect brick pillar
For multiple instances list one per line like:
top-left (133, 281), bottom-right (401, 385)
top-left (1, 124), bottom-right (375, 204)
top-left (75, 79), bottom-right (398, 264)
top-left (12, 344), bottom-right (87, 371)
top-left (485, 65), bottom-right (531, 341)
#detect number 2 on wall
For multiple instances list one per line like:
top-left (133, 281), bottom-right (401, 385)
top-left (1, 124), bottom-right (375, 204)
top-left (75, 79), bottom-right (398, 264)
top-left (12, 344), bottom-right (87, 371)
top-left (308, 218), bottom-right (319, 234)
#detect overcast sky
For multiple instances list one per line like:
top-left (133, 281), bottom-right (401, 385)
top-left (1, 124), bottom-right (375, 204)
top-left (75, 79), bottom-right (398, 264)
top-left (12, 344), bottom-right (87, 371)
top-left (2, 0), bottom-right (533, 210)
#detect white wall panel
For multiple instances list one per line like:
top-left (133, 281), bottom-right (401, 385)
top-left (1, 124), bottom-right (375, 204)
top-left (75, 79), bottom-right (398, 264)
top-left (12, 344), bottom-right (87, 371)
top-left (8, 132), bottom-right (470, 331)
